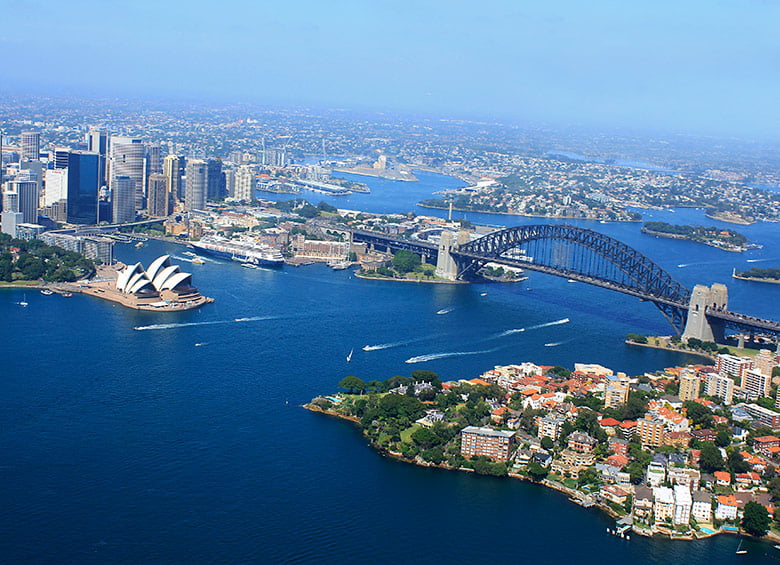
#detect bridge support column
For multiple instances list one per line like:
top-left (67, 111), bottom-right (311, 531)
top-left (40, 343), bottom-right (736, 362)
top-left (682, 283), bottom-right (728, 343)
top-left (435, 231), bottom-right (458, 280)
top-left (435, 230), bottom-right (471, 281)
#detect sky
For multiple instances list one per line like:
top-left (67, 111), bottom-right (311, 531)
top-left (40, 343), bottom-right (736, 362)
top-left (2, 0), bottom-right (780, 140)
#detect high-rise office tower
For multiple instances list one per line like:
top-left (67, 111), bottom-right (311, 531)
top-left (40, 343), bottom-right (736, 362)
top-left (86, 129), bottom-right (108, 186)
top-left (146, 143), bottom-right (163, 176)
top-left (185, 159), bottom-right (207, 211)
top-left (52, 147), bottom-right (71, 170)
top-left (111, 176), bottom-right (136, 224)
top-left (109, 136), bottom-right (146, 209)
top-left (147, 173), bottom-right (170, 217)
top-left (20, 131), bottom-right (40, 161)
top-left (223, 168), bottom-right (235, 199)
top-left (3, 190), bottom-right (19, 213)
top-left (206, 158), bottom-right (224, 201)
top-left (65, 151), bottom-right (100, 224)
top-left (163, 155), bottom-right (185, 203)
top-left (234, 165), bottom-right (255, 201)
top-left (9, 180), bottom-right (39, 224)
top-left (44, 169), bottom-right (68, 206)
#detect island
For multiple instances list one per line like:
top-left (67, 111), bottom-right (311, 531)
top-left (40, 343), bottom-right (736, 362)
top-left (641, 222), bottom-right (748, 252)
top-left (733, 267), bottom-right (780, 284)
top-left (307, 361), bottom-right (779, 542)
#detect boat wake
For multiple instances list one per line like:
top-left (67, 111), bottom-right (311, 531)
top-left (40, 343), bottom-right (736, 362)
top-left (526, 317), bottom-right (570, 331)
top-left (746, 258), bottom-right (773, 263)
top-left (405, 347), bottom-right (499, 364)
top-left (436, 306), bottom-right (455, 315)
top-left (195, 342), bottom-right (208, 347)
top-left (545, 339), bottom-right (573, 347)
top-left (497, 328), bottom-right (526, 337)
top-left (134, 316), bottom-right (272, 331)
top-left (362, 336), bottom-right (434, 351)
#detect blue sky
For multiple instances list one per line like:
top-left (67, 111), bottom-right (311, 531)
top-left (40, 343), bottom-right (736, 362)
top-left (3, 0), bottom-right (779, 139)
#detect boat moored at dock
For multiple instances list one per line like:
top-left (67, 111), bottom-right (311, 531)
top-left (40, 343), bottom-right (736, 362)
top-left (190, 236), bottom-right (284, 267)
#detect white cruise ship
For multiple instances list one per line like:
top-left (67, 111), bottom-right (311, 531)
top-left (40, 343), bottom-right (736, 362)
top-left (190, 236), bottom-right (285, 267)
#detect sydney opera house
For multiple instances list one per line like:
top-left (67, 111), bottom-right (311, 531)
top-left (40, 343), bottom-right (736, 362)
top-left (81, 255), bottom-right (213, 310)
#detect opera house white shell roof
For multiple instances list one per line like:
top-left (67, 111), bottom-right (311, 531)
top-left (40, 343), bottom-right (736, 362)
top-left (116, 255), bottom-right (193, 294)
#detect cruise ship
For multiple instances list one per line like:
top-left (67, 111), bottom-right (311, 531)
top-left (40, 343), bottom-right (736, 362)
top-left (190, 236), bottom-right (285, 267)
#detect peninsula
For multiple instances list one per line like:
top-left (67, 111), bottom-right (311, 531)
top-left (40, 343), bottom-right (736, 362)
top-left (307, 360), bottom-right (779, 541)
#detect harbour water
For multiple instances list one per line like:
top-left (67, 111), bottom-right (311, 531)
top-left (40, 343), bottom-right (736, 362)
top-left (2, 171), bottom-right (780, 563)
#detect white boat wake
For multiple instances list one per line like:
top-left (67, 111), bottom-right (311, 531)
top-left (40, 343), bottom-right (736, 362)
top-left (746, 258), bottom-right (773, 263)
top-left (362, 336), bottom-right (435, 351)
top-left (436, 306), bottom-right (455, 315)
top-left (405, 347), bottom-right (499, 364)
top-left (526, 317), bottom-right (570, 331)
top-left (134, 316), bottom-right (272, 331)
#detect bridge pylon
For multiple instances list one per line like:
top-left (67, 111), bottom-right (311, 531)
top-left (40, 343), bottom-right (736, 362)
top-left (682, 283), bottom-right (728, 343)
top-left (435, 230), bottom-right (470, 280)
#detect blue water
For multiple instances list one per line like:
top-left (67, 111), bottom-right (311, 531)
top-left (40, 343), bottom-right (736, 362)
top-left (2, 171), bottom-right (780, 563)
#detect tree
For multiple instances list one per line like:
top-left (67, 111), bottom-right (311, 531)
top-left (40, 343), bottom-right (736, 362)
top-left (338, 376), bottom-right (366, 394)
top-left (541, 436), bottom-right (554, 451)
top-left (742, 501), bottom-right (770, 537)
top-left (391, 250), bottom-right (421, 274)
top-left (727, 450), bottom-right (750, 474)
top-left (699, 442), bottom-right (724, 473)
top-left (715, 429), bottom-right (732, 448)
top-left (527, 461), bottom-right (549, 482)
top-left (411, 427), bottom-right (441, 449)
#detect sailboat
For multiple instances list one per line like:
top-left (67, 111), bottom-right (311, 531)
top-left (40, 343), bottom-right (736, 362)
top-left (17, 293), bottom-right (28, 307)
top-left (346, 348), bottom-right (354, 363)
top-left (736, 539), bottom-right (747, 555)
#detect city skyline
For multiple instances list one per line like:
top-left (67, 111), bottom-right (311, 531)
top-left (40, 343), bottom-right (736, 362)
top-left (2, 1), bottom-right (779, 141)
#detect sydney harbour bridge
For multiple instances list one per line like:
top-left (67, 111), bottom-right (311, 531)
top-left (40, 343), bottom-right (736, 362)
top-left (350, 224), bottom-right (780, 343)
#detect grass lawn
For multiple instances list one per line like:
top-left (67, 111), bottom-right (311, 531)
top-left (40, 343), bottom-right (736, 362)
top-left (400, 424), bottom-right (421, 444)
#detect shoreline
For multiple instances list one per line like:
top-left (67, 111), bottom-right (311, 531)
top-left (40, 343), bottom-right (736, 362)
top-left (732, 273), bottom-right (780, 285)
top-left (704, 212), bottom-right (754, 226)
top-left (416, 203), bottom-right (642, 222)
top-left (354, 272), bottom-right (468, 284)
top-left (303, 403), bottom-right (762, 543)
top-left (641, 228), bottom-right (744, 252)
top-left (624, 339), bottom-right (717, 362)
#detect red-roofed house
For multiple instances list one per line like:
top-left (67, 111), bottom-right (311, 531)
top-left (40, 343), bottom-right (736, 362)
top-left (754, 436), bottom-right (780, 457)
top-left (735, 472), bottom-right (761, 489)
top-left (714, 471), bottom-right (731, 487)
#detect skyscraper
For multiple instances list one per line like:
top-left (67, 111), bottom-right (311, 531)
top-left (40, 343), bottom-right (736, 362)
top-left (111, 176), bottom-right (136, 224)
top-left (163, 154), bottom-right (185, 203)
top-left (234, 165), bottom-right (255, 201)
top-left (109, 136), bottom-right (146, 209)
top-left (86, 129), bottom-right (108, 186)
top-left (146, 143), bottom-right (163, 175)
top-left (20, 131), bottom-right (40, 161)
top-left (206, 158), bottom-right (225, 201)
top-left (10, 180), bottom-right (39, 224)
top-left (147, 173), bottom-right (170, 217)
top-left (65, 151), bottom-right (100, 224)
top-left (185, 159), bottom-right (207, 211)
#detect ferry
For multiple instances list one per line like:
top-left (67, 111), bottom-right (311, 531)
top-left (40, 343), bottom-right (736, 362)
top-left (191, 257), bottom-right (206, 265)
top-left (190, 236), bottom-right (284, 267)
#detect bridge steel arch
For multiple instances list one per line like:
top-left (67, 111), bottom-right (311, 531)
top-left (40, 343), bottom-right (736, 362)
top-left (455, 224), bottom-right (692, 332)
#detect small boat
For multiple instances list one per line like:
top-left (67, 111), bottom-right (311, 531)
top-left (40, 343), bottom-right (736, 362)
top-left (480, 292), bottom-right (487, 296)
top-left (135, 241), bottom-right (144, 248)
top-left (191, 257), bottom-right (205, 264)
top-left (241, 262), bottom-right (258, 269)
top-left (736, 539), bottom-right (747, 555)
top-left (62, 292), bottom-right (73, 298)
top-left (17, 294), bottom-right (28, 307)
top-left (40, 289), bottom-right (54, 296)
top-left (346, 348), bottom-right (353, 363)
top-left (183, 251), bottom-right (196, 257)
